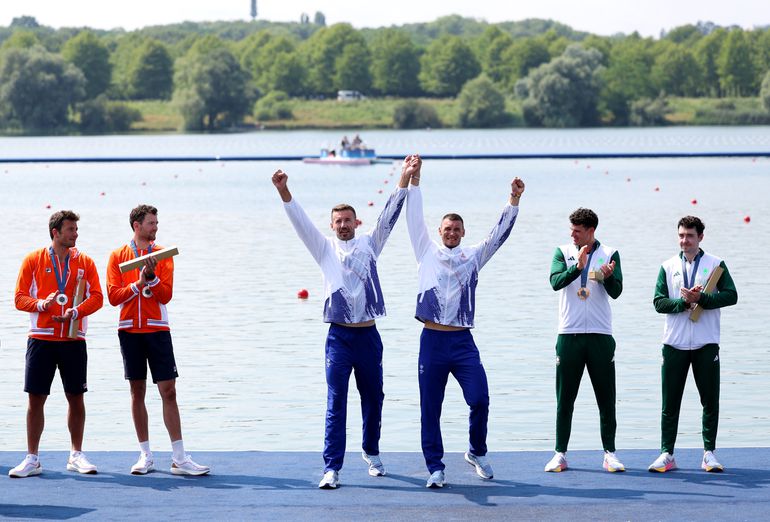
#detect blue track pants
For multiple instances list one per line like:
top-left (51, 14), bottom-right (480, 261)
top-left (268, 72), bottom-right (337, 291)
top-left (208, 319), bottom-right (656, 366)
top-left (323, 323), bottom-right (384, 472)
top-left (418, 328), bottom-right (489, 473)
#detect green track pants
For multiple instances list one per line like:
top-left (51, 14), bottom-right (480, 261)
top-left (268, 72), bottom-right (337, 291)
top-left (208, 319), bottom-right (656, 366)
top-left (660, 343), bottom-right (720, 454)
top-left (554, 333), bottom-right (617, 453)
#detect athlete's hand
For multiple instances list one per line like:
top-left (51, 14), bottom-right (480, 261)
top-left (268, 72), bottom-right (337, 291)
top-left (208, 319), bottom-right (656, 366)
top-left (511, 177), bottom-right (525, 197)
top-left (272, 170), bottom-right (288, 190)
top-left (600, 259), bottom-right (615, 279)
top-left (681, 284), bottom-right (702, 305)
top-left (52, 308), bottom-right (75, 322)
top-left (140, 257), bottom-right (157, 283)
top-left (41, 291), bottom-right (58, 311)
top-left (576, 245), bottom-right (589, 270)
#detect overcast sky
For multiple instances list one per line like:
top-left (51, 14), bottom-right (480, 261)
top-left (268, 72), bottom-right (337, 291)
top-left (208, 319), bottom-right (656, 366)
top-left (2, 0), bottom-right (768, 37)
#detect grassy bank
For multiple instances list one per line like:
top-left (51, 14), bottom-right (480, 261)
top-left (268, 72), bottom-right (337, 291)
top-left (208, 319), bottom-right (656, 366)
top-left (124, 96), bottom-right (768, 132)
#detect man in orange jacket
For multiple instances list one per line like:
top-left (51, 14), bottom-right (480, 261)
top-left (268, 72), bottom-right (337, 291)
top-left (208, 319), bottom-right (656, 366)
top-left (106, 204), bottom-right (208, 476)
top-left (10, 210), bottom-right (103, 478)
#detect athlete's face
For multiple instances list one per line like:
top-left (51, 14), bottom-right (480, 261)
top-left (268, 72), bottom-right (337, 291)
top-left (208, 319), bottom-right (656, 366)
top-left (135, 214), bottom-right (158, 243)
top-left (570, 224), bottom-right (594, 248)
top-left (678, 226), bottom-right (702, 258)
top-left (330, 210), bottom-right (359, 240)
top-left (439, 218), bottom-right (465, 248)
top-left (53, 219), bottom-right (78, 248)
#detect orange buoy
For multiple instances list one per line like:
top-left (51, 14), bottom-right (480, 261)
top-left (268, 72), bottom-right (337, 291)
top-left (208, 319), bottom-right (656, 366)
top-left (297, 289), bottom-right (309, 299)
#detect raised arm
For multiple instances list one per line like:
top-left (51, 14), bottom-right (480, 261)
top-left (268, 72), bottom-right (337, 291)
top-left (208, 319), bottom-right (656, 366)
top-left (475, 178), bottom-right (524, 269)
top-left (368, 162), bottom-right (411, 256)
top-left (405, 155), bottom-right (432, 260)
top-left (273, 169), bottom-right (328, 264)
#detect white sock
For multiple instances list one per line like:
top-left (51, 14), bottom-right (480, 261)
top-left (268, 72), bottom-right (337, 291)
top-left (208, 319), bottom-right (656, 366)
top-left (171, 439), bottom-right (185, 463)
top-left (139, 441), bottom-right (151, 456)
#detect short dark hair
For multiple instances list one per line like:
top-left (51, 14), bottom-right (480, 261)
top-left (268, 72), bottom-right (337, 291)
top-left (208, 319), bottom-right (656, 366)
top-left (331, 204), bottom-right (356, 219)
top-left (441, 213), bottom-right (464, 226)
top-left (678, 215), bottom-right (704, 235)
top-left (49, 210), bottom-right (79, 239)
top-left (130, 204), bottom-right (158, 230)
top-left (569, 208), bottom-right (598, 230)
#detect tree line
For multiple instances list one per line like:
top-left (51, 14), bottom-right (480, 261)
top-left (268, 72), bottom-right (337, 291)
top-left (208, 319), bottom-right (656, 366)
top-left (2, 14), bottom-right (770, 132)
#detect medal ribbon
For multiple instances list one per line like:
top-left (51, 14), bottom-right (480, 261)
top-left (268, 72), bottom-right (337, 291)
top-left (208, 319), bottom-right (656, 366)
top-left (48, 246), bottom-right (70, 295)
top-left (130, 240), bottom-right (153, 259)
top-left (579, 242), bottom-right (597, 288)
top-left (681, 251), bottom-right (702, 289)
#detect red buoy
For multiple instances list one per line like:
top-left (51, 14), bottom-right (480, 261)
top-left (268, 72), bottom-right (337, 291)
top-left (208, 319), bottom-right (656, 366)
top-left (100, 192), bottom-right (106, 196)
top-left (744, 216), bottom-right (751, 223)
top-left (45, 204), bottom-right (51, 209)
top-left (297, 289), bottom-right (309, 299)
top-left (377, 189), bottom-right (383, 194)
top-left (626, 177), bottom-right (631, 182)
top-left (654, 187), bottom-right (660, 192)
top-left (691, 199), bottom-right (698, 205)
top-left (367, 201), bottom-right (374, 207)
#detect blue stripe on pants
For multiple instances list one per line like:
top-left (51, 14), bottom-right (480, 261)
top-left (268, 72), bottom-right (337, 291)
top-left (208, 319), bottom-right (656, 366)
top-left (323, 323), bottom-right (384, 472)
top-left (418, 328), bottom-right (489, 473)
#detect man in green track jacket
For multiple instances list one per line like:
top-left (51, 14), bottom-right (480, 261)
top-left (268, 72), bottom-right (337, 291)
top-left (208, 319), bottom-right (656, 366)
top-left (544, 208), bottom-right (625, 473)
top-left (648, 215), bottom-right (738, 474)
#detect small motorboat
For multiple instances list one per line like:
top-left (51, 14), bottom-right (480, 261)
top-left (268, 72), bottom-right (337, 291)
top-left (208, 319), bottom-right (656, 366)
top-left (303, 147), bottom-right (378, 165)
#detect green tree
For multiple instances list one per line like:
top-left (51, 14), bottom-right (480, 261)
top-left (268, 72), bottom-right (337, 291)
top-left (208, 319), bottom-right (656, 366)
top-left (457, 75), bottom-right (507, 127)
top-left (61, 31), bottom-right (112, 99)
top-left (128, 39), bottom-right (174, 99)
top-left (517, 45), bottom-right (604, 127)
top-left (600, 35), bottom-right (656, 124)
top-left (695, 29), bottom-right (727, 97)
top-left (419, 34), bottom-right (480, 96)
top-left (0, 31), bottom-right (40, 50)
top-left (172, 39), bottom-right (252, 130)
top-left (240, 32), bottom-right (307, 96)
top-left (663, 24), bottom-right (704, 46)
top-left (392, 100), bottom-right (442, 129)
top-left (370, 29), bottom-right (421, 96)
top-left (78, 95), bottom-right (142, 132)
top-left (267, 52), bottom-right (308, 96)
top-left (651, 42), bottom-right (703, 96)
top-left (301, 24), bottom-right (368, 95)
top-left (10, 16), bottom-right (40, 28)
top-left (0, 47), bottom-right (85, 131)
top-left (334, 44), bottom-right (372, 92)
top-left (762, 70), bottom-right (770, 112)
top-left (501, 37), bottom-right (551, 90)
top-left (718, 30), bottom-right (756, 96)
top-left (751, 29), bottom-right (770, 79)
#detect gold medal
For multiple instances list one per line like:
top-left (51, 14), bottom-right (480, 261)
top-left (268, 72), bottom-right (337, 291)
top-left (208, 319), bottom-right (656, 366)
top-left (577, 287), bottom-right (590, 300)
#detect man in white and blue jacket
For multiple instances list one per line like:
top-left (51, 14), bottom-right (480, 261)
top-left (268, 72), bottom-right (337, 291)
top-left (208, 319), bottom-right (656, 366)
top-left (404, 154), bottom-right (525, 488)
top-left (648, 215), bottom-right (737, 474)
top-left (272, 163), bottom-right (410, 489)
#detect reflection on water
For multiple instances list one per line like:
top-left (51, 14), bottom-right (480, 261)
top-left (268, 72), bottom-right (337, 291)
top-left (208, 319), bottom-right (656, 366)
top-left (0, 129), bottom-right (767, 452)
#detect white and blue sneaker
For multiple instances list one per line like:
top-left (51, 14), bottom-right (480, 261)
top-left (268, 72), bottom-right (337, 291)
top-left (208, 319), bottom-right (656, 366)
top-left (464, 452), bottom-right (493, 479)
top-left (544, 452), bottom-right (568, 472)
top-left (67, 451), bottom-right (97, 474)
top-left (318, 470), bottom-right (339, 489)
top-left (426, 470), bottom-right (446, 488)
top-left (362, 452), bottom-right (386, 477)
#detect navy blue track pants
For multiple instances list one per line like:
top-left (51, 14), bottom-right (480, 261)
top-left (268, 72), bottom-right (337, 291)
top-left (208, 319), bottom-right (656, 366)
top-left (418, 328), bottom-right (489, 473)
top-left (323, 323), bottom-right (384, 472)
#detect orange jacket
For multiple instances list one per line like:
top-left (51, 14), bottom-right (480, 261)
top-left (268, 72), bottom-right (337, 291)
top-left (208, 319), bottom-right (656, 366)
top-left (106, 243), bottom-right (173, 333)
top-left (15, 247), bottom-right (103, 341)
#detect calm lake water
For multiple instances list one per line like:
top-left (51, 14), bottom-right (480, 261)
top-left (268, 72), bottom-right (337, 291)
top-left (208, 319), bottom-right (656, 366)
top-left (0, 128), bottom-right (767, 454)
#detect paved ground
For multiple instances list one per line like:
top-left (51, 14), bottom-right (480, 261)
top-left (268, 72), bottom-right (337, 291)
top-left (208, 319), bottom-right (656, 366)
top-left (1, 448), bottom-right (768, 520)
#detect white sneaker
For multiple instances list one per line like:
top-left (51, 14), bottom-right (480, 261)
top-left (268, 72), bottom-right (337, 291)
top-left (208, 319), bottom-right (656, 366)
top-left (603, 451), bottom-right (626, 472)
top-left (464, 452), bottom-right (494, 479)
top-left (318, 470), bottom-right (339, 489)
top-left (130, 452), bottom-right (155, 475)
top-left (8, 454), bottom-right (42, 478)
top-left (702, 451), bottom-right (724, 472)
top-left (544, 452), bottom-right (568, 472)
top-left (67, 451), bottom-right (97, 474)
top-left (648, 452), bottom-right (677, 473)
top-left (362, 452), bottom-right (386, 477)
top-left (426, 469), bottom-right (446, 488)
top-left (171, 454), bottom-right (210, 476)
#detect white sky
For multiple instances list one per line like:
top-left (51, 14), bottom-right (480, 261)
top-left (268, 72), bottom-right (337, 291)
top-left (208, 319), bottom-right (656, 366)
top-left (1, 0), bottom-right (768, 37)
